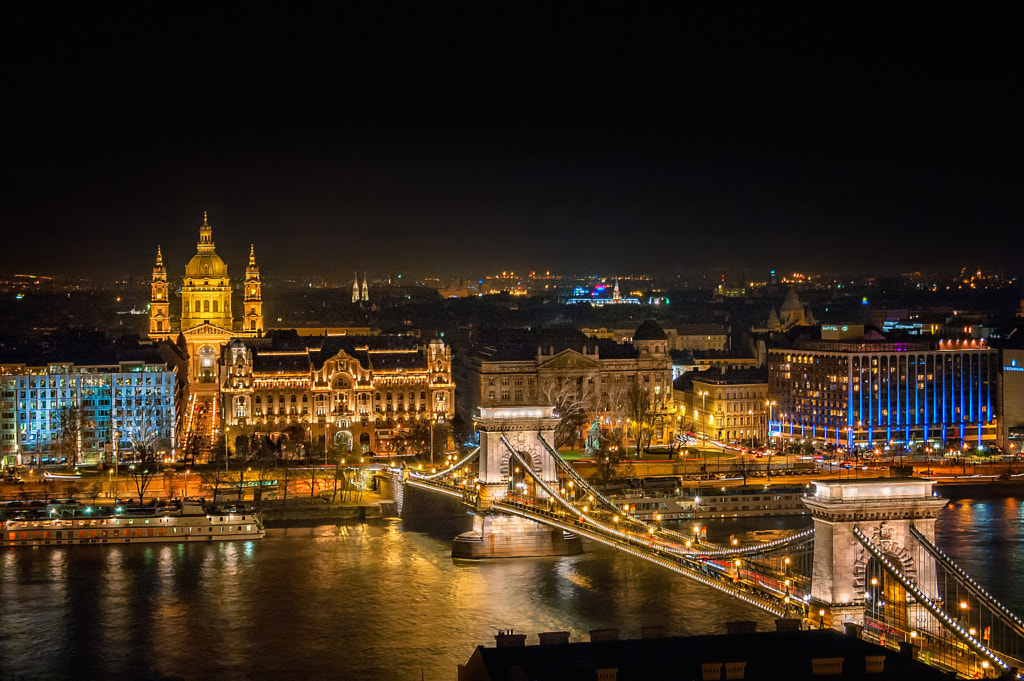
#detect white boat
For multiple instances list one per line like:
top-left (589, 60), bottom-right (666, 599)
top-left (2, 500), bottom-right (265, 547)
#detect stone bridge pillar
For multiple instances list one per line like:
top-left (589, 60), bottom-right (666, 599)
top-left (803, 477), bottom-right (947, 631)
top-left (475, 406), bottom-right (561, 503)
top-left (452, 406), bottom-right (581, 559)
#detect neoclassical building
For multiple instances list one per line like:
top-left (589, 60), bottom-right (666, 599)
top-left (220, 334), bottom-right (454, 454)
top-left (457, 321), bottom-right (674, 445)
top-left (148, 212), bottom-right (264, 386)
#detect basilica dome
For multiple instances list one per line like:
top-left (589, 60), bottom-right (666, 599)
top-left (185, 212), bottom-right (228, 279)
top-left (185, 252), bottom-right (228, 278)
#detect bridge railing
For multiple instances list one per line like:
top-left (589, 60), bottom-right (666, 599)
top-left (853, 525), bottom-right (1018, 677)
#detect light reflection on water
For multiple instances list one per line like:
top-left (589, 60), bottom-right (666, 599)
top-left (0, 498), bottom-right (1018, 681)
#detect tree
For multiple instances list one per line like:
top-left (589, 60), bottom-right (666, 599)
top-left (624, 384), bottom-right (656, 458)
top-left (201, 465), bottom-right (231, 502)
top-left (540, 376), bottom-right (596, 449)
top-left (732, 454), bottom-right (758, 485)
top-left (250, 443), bottom-right (277, 504)
top-left (88, 482), bottom-right (103, 505)
top-left (182, 436), bottom-right (203, 467)
top-left (593, 432), bottom-right (624, 486)
top-left (449, 413), bottom-right (473, 453)
top-left (201, 436), bottom-right (231, 501)
top-left (127, 449), bottom-right (159, 502)
top-left (119, 406), bottom-right (170, 501)
top-left (55, 404), bottom-right (85, 470)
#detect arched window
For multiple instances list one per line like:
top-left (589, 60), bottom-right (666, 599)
top-left (212, 300), bottom-right (219, 313)
top-left (251, 321), bottom-right (256, 330)
top-left (156, 321), bottom-right (163, 332)
top-left (203, 300), bottom-right (210, 313)
top-left (194, 300), bottom-right (201, 313)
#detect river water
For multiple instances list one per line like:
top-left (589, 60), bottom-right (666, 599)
top-left (1, 495), bottom-right (1021, 681)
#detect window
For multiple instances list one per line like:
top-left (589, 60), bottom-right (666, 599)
top-left (212, 300), bottom-right (219, 313)
top-left (194, 300), bottom-right (201, 312)
top-left (203, 300), bottom-right (210, 313)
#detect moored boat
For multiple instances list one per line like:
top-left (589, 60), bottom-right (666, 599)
top-left (2, 499), bottom-right (265, 547)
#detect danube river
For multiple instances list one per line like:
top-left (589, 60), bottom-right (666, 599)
top-left (1, 495), bottom-right (1022, 681)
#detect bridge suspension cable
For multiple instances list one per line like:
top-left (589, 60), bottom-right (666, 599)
top-left (909, 524), bottom-right (1024, 640)
top-left (533, 432), bottom-right (813, 559)
top-left (409, 447), bottom-right (480, 481)
top-left (497, 438), bottom-right (800, 618)
top-left (852, 525), bottom-right (1013, 675)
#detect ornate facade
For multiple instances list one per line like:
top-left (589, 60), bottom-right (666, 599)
top-left (457, 321), bottom-right (674, 446)
top-left (220, 334), bottom-right (454, 455)
top-left (148, 213), bottom-right (263, 385)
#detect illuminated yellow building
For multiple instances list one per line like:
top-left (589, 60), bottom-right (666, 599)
top-left (220, 335), bottom-right (454, 455)
top-left (148, 212), bottom-right (263, 387)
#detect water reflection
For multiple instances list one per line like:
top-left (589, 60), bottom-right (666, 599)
top-left (0, 499), bottom-right (1019, 681)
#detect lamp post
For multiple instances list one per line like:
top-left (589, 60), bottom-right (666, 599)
top-left (698, 390), bottom-right (708, 478)
top-left (748, 409), bottom-right (754, 453)
top-left (765, 399), bottom-right (776, 446)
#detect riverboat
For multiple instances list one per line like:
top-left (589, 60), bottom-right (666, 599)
top-left (2, 499), bottom-right (265, 547)
top-left (611, 484), bottom-right (813, 521)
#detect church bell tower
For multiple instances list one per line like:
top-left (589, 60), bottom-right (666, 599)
top-left (149, 246), bottom-right (171, 340)
top-left (243, 244), bottom-right (264, 335)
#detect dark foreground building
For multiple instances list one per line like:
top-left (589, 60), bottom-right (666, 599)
top-left (458, 624), bottom-right (956, 681)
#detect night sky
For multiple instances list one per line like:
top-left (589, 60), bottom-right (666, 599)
top-left (3, 11), bottom-right (1021, 281)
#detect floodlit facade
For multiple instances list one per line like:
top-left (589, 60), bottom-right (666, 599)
top-left (220, 335), bottom-right (454, 455)
top-left (458, 321), bottom-right (674, 445)
top-left (1, 360), bottom-right (177, 467)
top-left (768, 338), bottom-right (997, 451)
top-left (149, 212), bottom-right (264, 386)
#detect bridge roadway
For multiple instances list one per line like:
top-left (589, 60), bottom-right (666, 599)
top-left (404, 456), bottom-right (807, 621)
top-left (403, 444), bottom-right (1024, 678)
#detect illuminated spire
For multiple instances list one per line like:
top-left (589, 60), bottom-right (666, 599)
top-left (197, 211), bottom-right (215, 253)
top-left (248, 243), bottom-right (256, 267)
top-left (155, 245), bottom-right (164, 268)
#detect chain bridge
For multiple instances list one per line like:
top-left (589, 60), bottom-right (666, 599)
top-left (387, 408), bottom-right (1024, 679)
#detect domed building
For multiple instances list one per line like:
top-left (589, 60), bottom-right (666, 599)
top-left (148, 212), bottom-right (263, 386)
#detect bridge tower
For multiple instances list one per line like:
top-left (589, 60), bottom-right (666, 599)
top-left (803, 477), bottom-right (947, 631)
top-left (475, 406), bottom-right (561, 501)
top-left (452, 406), bottom-right (582, 558)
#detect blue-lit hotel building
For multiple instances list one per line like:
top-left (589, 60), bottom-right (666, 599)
top-left (0, 360), bottom-right (177, 467)
top-left (767, 334), bottom-right (997, 452)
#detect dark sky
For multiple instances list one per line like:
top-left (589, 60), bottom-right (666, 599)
top-left (3, 11), bottom-right (1021, 281)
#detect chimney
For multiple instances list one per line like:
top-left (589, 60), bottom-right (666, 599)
top-left (641, 625), bottom-right (668, 639)
top-left (494, 630), bottom-right (527, 648)
top-left (897, 641), bottom-right (919, 660)
top-left (590, 628), bottom-right (620, 642)
top-left (726, 621), bottom-right (758, 635)
top-left (538, 631), bottom-right (570, 645)
top-left (774, 618), bottom-right (802, 632)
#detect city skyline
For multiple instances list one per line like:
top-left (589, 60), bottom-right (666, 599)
top-left (4, 91), bottom-right (1021, 280)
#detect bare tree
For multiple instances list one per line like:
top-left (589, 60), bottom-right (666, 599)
top-left (200, 466), bottom-right (231, 502)
top-left (540, 375), bottom-right (597, 449)
top-left (624, 383), bottom-right (655, 458)
top-left (122, 407), bottom-right (168, 502)
top-left (250, 444), bottom-right (277, 504)
top-left (732, 454), bottom-right (758, 485)
top-left (593, 431), bottom-right (624, 486)
top-left (55, 404), bottom-right (85, 469)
